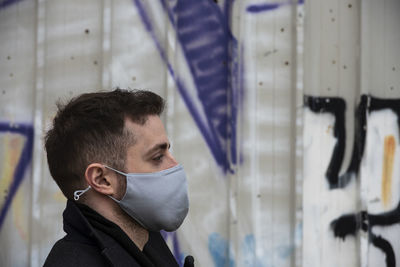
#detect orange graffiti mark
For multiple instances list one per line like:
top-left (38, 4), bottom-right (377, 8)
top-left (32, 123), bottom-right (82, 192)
top-left (0, 134), bottom-right (24, 202)
top-left (326, 124), bottom-right (333, 134)
top-left (382, 135), bottom-right (396, 208)
top-left (0, 134), bottom-right (27, 241)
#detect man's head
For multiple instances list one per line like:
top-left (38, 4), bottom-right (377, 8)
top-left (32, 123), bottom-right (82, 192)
top-left (45, 89), bottom-right (166, 200)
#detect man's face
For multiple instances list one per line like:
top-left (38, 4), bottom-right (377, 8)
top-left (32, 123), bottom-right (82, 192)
top-left (124, 115), bottom-right (178, 173)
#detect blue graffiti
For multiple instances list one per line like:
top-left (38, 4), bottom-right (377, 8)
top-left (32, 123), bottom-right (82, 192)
top-left (242, 235), bottom-right (264, 267)
top-left (0, 122), bottom-right (34, 230)
top-left (247, 0), bottom-right (304, 13)
top-left (208, 232), bottom-right (235, 267)
top-left (0, 0), bottom-right (24, 9)
top-left (134, 0), bottom-right (243, 173)
top-left (247, 3), bottom-right (281, 13)
top-left (209, 232), bottom-right (295, 267)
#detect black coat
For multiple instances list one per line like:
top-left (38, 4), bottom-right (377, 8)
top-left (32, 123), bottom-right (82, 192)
top-left (44, 200), bottom-right (180, 267)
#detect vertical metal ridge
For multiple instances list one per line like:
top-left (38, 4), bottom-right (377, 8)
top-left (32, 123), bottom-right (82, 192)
top-left (30, 0), bottom-right (46, 266)
top-left (101, 0), bottom-right (112, 90)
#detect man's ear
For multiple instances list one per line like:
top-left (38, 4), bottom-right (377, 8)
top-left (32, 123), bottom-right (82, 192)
top-left (85, 163), bottom-right (116, 195)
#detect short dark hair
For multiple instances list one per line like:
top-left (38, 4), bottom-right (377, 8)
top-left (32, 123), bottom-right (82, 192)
top-left (45, 89), bottom-right (165, 199)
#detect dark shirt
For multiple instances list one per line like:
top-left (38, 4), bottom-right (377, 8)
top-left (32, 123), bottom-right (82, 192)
top-left (44, 200), bottom-right (179, 267)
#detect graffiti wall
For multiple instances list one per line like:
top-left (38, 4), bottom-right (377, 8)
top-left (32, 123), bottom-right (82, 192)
top-left (0, 0), bottom-right (399, 266)
top-left (303, 96), bottom-right (400, 267)
top-left (303, 0), bottom-right (400, 267)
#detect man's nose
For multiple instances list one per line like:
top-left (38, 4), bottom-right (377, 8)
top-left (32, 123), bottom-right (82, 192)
top-left (167, 151), bottom-right (178, 167)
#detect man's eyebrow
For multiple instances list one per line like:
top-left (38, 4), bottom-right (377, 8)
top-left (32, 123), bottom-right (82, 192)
top-left (144, 142), bottom-right (170, 157)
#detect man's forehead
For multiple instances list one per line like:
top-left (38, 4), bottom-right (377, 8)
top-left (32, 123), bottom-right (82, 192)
top-left (124, 115), bottom-right (169, 148)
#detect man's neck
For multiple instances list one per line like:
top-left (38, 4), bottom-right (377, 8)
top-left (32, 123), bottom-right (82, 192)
top-left (113, 209), bottom-right (149, 251)
top-left (87, 198), bottom-right (149, 250)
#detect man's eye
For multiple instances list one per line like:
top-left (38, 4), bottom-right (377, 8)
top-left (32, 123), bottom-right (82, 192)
top-left (153, 155), bottom-right (164, 162)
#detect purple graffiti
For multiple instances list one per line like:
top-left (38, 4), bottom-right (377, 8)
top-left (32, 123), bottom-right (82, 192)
top-left (0, 122), bottom-right (34, 230)
top-left (134, 0), bottom-right (243, 173)
top-left (247, 0), bottom-right (304, 13)
top-left (161, 230), bottom-right (184, 266)
top-left (247, 3), bottom-right (281, 13)
top-left (0, 0), bottom-right (24, 9)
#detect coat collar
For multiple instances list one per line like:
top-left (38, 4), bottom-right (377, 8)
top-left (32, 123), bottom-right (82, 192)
top-left (62, 200), bottom-right (179, 267)
top-left (62, 200), bottom-right (140, 266)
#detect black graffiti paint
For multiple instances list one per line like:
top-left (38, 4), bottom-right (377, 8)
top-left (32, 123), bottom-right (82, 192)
top-left (327, 96), bottom-right (400, 267)
top-left (304, 95), bottom-right (368, 189)
top-left (331, 202), bottom-right (400, 267)
top-left (330, 211), bottom-right (367, 240)
top-left (371, 235), bottom-right (395, 267)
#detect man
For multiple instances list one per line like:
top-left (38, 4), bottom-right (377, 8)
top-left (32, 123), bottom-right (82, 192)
top-left (44, 89), bottom-right (193, 266)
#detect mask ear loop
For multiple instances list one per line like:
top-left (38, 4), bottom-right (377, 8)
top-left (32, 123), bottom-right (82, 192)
top-left (104, 165), bottom-right (127, 176)
top-left (74, 166), bottom-right (116, 201)
top-left (103, 165), bottom-right (128, 202)
top-left (73, 186), bottom-right (91, 201)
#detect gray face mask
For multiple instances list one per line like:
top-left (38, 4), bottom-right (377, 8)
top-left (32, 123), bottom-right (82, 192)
top-left (74, 164), bottom-right (189, 232)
